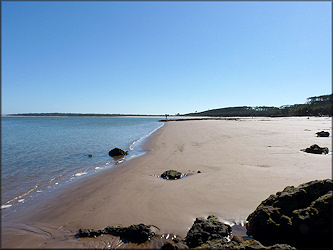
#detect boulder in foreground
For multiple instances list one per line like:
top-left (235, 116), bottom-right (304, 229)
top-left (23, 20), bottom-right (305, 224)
top-left (161, 170), bottom-right (182, 180)
top-left (184, 215), bottom-right (231, 248)
top-left (301, 144), bottom-right (329, 154)
top-left (246, 179), bottom-right (333, 249)
top-left (108, 147), bottom-right (128, 157)
top-left (161, 240), bottom-right (189, 249)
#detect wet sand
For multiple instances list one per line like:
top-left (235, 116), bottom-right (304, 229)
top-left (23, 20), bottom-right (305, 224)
top-left (1, 117), bottom-right (331, 248)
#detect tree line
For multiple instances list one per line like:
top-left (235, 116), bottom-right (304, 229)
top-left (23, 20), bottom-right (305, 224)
top-left (185, 94), bottom-right (332, 117)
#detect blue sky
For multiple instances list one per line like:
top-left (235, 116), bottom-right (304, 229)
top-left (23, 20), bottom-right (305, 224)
top-left (2, 1), bottom-right (331, 115)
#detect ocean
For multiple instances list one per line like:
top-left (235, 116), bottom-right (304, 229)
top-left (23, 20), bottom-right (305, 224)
top-left (1, 116), bottom-right (163, 213)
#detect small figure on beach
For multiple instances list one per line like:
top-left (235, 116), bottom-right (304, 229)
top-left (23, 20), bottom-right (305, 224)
top-left (165, 114), bottom-right (169, 121)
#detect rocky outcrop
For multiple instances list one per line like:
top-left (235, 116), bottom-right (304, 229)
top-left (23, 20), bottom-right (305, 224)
top-left (79, 224), bottom-right (155, 244)
top-left (316, 131), bottom-right (330, 137)
top-left (78, 180), bottom-right (332, 249)
top-left (246, 179), bottom-right (333, 249)
top-left (301, 144), bottom-right (329, 154)
top-left (161, 240), bottom-right (189, 249)
top-left (108, 148), bottom-right (128, 157)
top-left (161, 170), bottom-right (182, 180)
top-left (196, 238), bottom-right (296, 249)
top-left (184, 216), bottom-right (295, 249)
top-left (184, 215), bottom-right (231, 248)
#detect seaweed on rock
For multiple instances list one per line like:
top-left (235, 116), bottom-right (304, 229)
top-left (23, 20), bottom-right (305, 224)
top-left (246, 179), bottom-right (333, 249)
top-left (79, 223), bottom-right (155, 244)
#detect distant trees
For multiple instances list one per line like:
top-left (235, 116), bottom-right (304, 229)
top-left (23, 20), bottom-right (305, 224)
top-left (8, 94), bottom-right (332, 118)
top-left (290, 94), bottom-right (332, 116)
top-left (306, 94), bottom-right (332, 104)
top-left (185, 94), bottom-right (332, 117)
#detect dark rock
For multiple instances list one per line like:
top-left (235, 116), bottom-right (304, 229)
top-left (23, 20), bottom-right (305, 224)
top-left (79, 223), bottom-right (155, 244)
top-left (184, 215), bottom-right (231, 248)
top-left (124, 224), bottom-right (155, 243)
top-left (237, 240), bottom-right (295, 250)
top-left (266, 244), bottom-right (296, 249)
top-left (88, 154), bottom-right (92, 157)
top-left (161, 241), bottom-right (178, 250)
top-left (161, 170), bottom-right (182, 180)
top-left (78, 228), bottom-right (103, 238)
top-left (302, 144), bottom-right (329, 154)
top-left (161, 240), bottom-right (189, 249)
top-left (197, 238), bottom-right (259, 249)
top-left (231, 235), bottom-right (244, 243)
top-left (316, 131), bottom-right (330, 137)
top-left (108, 147), bottom-right (128, 157)
top-left (246, 179), bottom-right (333, 248)
top-left (197, 171), bottom-right (201, 173)
top-left (235, 239), bottom-right (265, 249)
top-left (195, 238), bottom-right (296, 249)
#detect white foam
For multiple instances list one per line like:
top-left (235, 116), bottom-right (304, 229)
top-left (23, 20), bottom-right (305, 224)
top-left (1, 204), bottom-right (12, 209)
top-left (222, 220), bottom-right (234, 226)
top-left (129, 123), bottom-right (164, 151)
top-left (74, 172), bottom-right (87, 177)
top-left (18, 199), bottom-right (25, 203)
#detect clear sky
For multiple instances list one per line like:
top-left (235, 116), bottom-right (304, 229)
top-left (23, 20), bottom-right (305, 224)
top-left (2, 1), bottom-right (332, 115)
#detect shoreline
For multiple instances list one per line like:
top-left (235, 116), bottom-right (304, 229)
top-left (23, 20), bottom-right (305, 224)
top-left (1, 117), bottom-right (164, 214)
top-left (2, 117), bottom-right (331, 248)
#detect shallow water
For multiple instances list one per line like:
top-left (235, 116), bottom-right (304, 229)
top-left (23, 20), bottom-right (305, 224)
top-left (1, 116), bottom-right (163, 212)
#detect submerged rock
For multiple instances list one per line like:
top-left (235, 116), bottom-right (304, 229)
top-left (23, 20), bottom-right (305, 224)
top-left (184, 215), bottom-right (232, 248)
top-left (246, 179), bottom-right (333, 249)
top-left (316, 131), bottom-right (330, 137)
top-left (79, 223), bottom-right (155, 244)
top-left (301, 144), bottom-right (329, 154)
top-left (161, 170), bottom-right (182, 180)
top-left (108, 148), bottom-right (128, 157)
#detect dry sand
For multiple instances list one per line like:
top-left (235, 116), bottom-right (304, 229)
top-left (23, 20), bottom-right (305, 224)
top-left (2, 117), bottom-right (332, 248)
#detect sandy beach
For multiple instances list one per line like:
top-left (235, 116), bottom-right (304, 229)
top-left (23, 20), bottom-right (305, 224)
top-left (2, 116), bottom-right (331, 248)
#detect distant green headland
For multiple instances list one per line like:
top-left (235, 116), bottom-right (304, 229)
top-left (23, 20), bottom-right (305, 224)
top-left (184, 94), bottom-right (332, 117)
top-left (6, 94), bottom-right (332, 117)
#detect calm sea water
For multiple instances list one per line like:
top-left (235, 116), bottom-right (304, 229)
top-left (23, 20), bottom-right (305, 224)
top-left (1, 116), bottom-right (163, 211)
